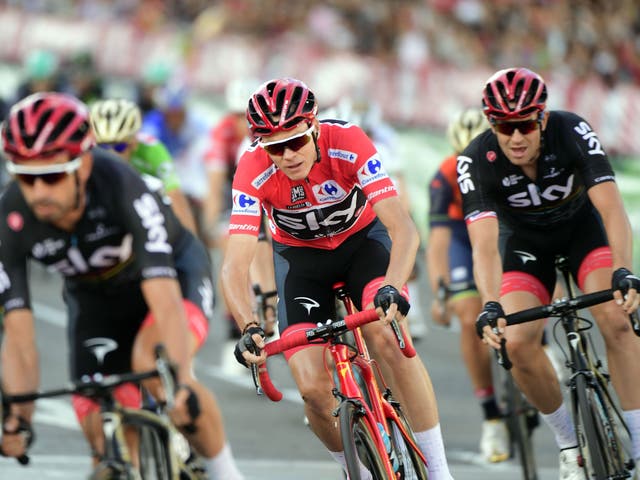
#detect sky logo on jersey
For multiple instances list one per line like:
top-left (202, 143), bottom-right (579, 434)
top-left (0, 262), bottom-right (11, 293)
top-left (574, 122), bottom-right (605, 156)
top-left (251, 164), bottom-right (277, 189)
top-left (457, 156), bottom-right (475, 194)
top-left (328, 148), bottom-right (358, 163)
top-left (232, 189), bottom-right (261, 216)
top-left (357, 156), bottom-right (387, 187)
top-left (133, 193), bottom-right (172, 254)
top-left (313, 181), bottom-right (346, 203)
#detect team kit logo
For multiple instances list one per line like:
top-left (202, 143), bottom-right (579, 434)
top-left (357, 156), bottom-right (388, 187)
top-left (290, 185), bottom-right (306, 203)
top-left (312, 181), bottom-right (346, 203)
top-left (231, 189), bottom-right (261, 216)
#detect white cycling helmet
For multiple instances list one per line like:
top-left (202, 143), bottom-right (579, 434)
top-left (446, 108), bottom-right (489, 154)
top-left (90, 99), bottom-right (142, 143)
top-left (225, 77), bottom-right (260, 113)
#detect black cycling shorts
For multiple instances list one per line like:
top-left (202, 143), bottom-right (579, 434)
top-left (499, 205), bottom-right (609, 298)
top-left (66, 235), bottom-right (213, 380)
top-left (272, 220), bottom-right (391, 331)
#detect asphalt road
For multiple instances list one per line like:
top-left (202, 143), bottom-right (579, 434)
top-left (0, 261), bottom-right (571, 480)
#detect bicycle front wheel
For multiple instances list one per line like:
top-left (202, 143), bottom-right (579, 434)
top-left (388, 403), bottom-right (429, 479)
top-left (574, 374), bottom-right (609, 478)
top-left (138, 425), bottom-right (173, 480)
top-left (574, 373), bottom-right (631, 479)
top-left (339, 401), bottom-right (389, 480)
top-left (503, 374), bottom-right (538, 480)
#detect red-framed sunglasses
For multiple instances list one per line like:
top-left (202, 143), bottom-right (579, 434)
top-left (492, 118), bottom-right (540, 136)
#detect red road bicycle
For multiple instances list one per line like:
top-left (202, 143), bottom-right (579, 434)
top-left (252, 282), bottom-right (428, 480)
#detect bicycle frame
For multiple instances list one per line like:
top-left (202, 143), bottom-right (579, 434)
top-left (2, 345), bottom-right (200, 480)
top-left (332, 285), bottom-right (426, 472)
top-left (256, 283), bottom-right (427, 479)
top-left (502, 256), bottom-right (638, 479)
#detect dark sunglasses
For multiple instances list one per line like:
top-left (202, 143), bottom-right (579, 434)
top-left (16, 172), bottom-right (69, 186)
top-left (99, 142), bottom-right (130, 153)
top-left (260, 126), bottom-right (314, 156)
top-left (493, 119), bottom-right (540, 136)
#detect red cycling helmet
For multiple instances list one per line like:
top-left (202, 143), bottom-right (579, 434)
top-left (246, 78), bottom-right (318, 136)
top-left (482, 68), bottom-right (547, 120)
top-left (1, 91), bottom-right (95, 160)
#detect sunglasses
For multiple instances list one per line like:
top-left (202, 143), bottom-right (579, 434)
top-left (492, 119), bottom-right (540, 136)
top-left (99, 142), bottom-right (130, 153)
top-left (7, 157), bottom-right (82, 186)
top-left (259, 125), bottom-right (315, 156)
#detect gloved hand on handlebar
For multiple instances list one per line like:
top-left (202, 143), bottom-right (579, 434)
top-left (612, 267), bottom-right (640, 313)
top-left (475, 301), bottom-right (506, 349)
top-left (234, 323), bottom-right (267, 367)
top-left (374, 285), bottom-right (410, 324)
top-left (0, 414), bottom-right (34, 461)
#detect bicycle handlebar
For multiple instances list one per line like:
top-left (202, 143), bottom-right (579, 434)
top-left (1, 344), bottom-right (176, 466)
top-left (497, 288), bottom-right (640, 370)
top-left (256, 309), bottom-right (415, 401)
top-left (505, 289), bottom-right (615, 326)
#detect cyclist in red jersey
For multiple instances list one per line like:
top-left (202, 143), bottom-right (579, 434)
top-left (0, 92), bottom-right (243, 479)
top-left (221, 78), bottom-right (453, 479)
top-left (462, 67), bottom-right (640, 478)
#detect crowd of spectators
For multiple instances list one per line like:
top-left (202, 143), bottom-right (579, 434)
top-left (3, 0), bottom-right (640, 88)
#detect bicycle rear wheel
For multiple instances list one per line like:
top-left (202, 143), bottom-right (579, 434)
top-left (387, 402), bottom-right (428, 479)
top-left (503, 374), bottom-right (538, 480)
top-left (339, 401), bottom-right (389, 480)
top-left (138, 425), bottom-right (173, 480)
top-left (574, 373), bottom-right (631, 479)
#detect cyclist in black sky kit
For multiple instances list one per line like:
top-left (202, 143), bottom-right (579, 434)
top-left (459, 67), bottom-right (640, 479)
top-left (0, 92), bottom-right (243, 479)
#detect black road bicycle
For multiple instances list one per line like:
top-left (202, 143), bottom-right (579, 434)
top-left (1, 344), bottom-right (206, 480)
top-left (498, 255), bottom-right (639, 479)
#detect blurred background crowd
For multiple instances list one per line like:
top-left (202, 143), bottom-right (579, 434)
top-left (5, 0), bottom-right (640, 87)
top-left (0, 0), bottom-right (639, 260)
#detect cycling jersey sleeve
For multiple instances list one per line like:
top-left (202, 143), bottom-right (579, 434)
top-left (562, 112), bottom-right (615, 188)
top-left (133, 133), bottom-right (182, 193)
top-left (458, 139), bottom-right (498, 225)
top-left (0, 192), bottom-right (32, 313)
top-left (429, 169), bottom-right (455, 227)
top-left (227, 151), bottom-right (265, 237)
top-left (114, 169), bottom-right (179, 280)
top-left (347, 125), bottom-right (397, 204)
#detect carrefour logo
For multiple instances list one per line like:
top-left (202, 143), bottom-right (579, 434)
top-left (357, 155), bottom-right (388, 187)
top-left (232, 189), bottom-right (260, 216)
top-left (328, 148), bottom-right (358, 163)
top-left (313, 181), bottom-right (346, 203)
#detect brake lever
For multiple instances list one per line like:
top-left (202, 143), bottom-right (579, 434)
top-left (495, 333), bottom-right (512, 370)
top-left (250, 363), bottom-right (263, 396)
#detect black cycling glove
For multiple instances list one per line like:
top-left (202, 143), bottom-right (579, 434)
top-left (475, 301), bottom-right (505, 339)
top-left (374, 285), bottom-right (410, 316)
top-left (612, 268), bottom-right (640, 296)
top-left (234, 325), bottom-right (265, 368)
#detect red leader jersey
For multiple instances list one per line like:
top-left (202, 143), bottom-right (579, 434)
top-left (228, 120), bottom-right (398, 249)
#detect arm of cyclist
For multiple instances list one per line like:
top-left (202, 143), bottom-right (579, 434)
top-left (203, 169), bottom-right (228, 247)
top-left (588, 182), bottom-right (640, 312)
top-left (467, 216), bottom-right (506, 349)
top-left (221, 233), bottom-right (267, 366)
top-left (1, 309), bottom-right (38, 458)
top-left (166, 188), bottom-right (198, 235)
top-left (426, 225), bottom-right (452, 326)
top-left (372, 196), bottom-right (420, 323)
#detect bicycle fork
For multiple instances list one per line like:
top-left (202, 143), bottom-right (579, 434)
top-left (331, 343), bottom-right (400, 477)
